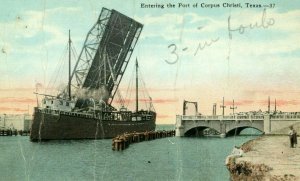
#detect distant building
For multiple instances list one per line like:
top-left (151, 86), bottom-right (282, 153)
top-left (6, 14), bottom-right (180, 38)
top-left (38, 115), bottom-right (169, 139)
top-left (0, 114), bottom-right (32, 131)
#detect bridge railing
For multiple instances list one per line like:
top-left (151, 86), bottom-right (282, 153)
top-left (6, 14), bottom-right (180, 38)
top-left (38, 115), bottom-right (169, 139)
top-left (180, 114), bottom-right (264, 121)
top-left (271, 114), bottom-right (300, 120)
top-left (250, 115), bottom-right (264, 120)
top-left (180, 113), bottom-right (300, 121)
top-left (222, 116), bottom-right (235, 120)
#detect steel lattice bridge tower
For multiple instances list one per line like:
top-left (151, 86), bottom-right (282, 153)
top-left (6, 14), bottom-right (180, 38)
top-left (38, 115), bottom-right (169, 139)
top-left (69, 8), bottom-right (143, 107)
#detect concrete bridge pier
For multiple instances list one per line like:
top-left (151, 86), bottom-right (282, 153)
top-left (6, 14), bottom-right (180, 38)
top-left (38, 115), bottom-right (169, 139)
top-left (219, 120), bottom-right (226, 138)
top-left (175, 115), bottom-right (184, 137)
top-left (264, 114), bottom-right (271, 134)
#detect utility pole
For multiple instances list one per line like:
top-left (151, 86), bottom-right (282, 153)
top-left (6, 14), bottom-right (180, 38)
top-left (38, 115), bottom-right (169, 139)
top-left (268, 96), bottom-right (270, 113)
top-left (3, 113), bottom-right (6, 128)
top-left (220, 97), bottom-right (226, 116)
top-left (230, 99), bottom-right (237, 115)
top-left (275, 99), bottom-right (277, 113)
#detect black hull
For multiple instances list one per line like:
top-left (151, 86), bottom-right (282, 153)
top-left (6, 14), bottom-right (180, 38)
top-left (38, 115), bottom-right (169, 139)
top-left (30, 109), bottom-right (156, 141)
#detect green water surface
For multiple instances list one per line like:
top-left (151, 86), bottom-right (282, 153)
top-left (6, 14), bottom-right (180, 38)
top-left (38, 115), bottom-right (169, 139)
top-left (0, 125), bottom-right (260, 181)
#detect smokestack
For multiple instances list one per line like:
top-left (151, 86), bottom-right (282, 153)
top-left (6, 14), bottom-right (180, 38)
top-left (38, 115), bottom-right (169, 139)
top-left (213, 103), bottom-right (217, 116)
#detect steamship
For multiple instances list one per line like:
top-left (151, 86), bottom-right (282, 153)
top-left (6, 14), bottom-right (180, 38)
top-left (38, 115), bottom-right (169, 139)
top-left (30, 8), bottom-right (156, 141)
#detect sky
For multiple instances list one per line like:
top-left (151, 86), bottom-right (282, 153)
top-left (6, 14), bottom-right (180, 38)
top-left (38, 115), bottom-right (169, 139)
top-left (0, 0), bottom-right (300, 124)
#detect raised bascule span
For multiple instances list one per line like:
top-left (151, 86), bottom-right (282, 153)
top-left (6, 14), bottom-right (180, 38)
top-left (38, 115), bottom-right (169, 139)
top-left (70, 8), bottom-right (143, 106)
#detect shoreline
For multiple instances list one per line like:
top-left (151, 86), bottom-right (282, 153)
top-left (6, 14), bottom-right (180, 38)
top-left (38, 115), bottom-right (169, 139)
top-left (226, 135), bottom-right (299, 180)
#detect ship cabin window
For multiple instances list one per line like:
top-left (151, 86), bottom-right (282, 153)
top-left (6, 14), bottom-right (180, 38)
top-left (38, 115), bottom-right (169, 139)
top-left (51, 100), bottom-right (54, 104)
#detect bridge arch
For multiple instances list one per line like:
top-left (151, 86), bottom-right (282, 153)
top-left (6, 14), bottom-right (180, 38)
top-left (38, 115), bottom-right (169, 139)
top-left (226, 126), bottom-right (263, 136)
top-left (182, 120), bottom-right (221, 137)
top-left (184, 126), bottom-right (220, 137)
top-left (224, 120), bottom-right (264, 136)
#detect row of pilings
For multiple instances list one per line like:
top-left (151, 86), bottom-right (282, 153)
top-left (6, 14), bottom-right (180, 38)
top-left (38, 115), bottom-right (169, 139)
top-left (0, 129), bottom-right (30, 136)
top-left (112, 130), bottom-right (176, 151)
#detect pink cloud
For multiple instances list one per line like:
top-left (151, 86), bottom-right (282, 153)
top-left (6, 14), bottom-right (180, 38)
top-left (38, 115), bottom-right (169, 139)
top-left (145, 98), bottom-right (178, 104)
top-left (243, 90), bottom-right (284, 96)
top-left (0, 107), bottom-right (28, 112)
top-left (0, 97), bottom-right (36, 104)
top-left (255, 99), bottom-right (300, 107)
top-left (223, 100), bottom-right (254, 106)
top-left (0, 86), bottom-right (57, 93)
top-left (156, 114), bottom-right (172, 119)
top-left (118, 87), bottom-right (181, 92)
top-left (115, 98), bottom-right (178, 104)
top-left (0, 88), bottom-right (34, 92)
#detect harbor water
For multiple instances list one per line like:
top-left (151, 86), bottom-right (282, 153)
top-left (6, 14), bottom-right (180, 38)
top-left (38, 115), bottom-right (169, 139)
top-left (0, 125), bottom-right (260, 181)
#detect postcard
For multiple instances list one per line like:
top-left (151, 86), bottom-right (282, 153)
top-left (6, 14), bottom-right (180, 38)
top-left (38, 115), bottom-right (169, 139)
top-left (0, 0), bottom-right (299, 180)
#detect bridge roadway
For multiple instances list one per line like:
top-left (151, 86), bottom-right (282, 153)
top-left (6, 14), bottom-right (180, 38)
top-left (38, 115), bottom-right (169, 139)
top-left (175, 113), bottom-right (300, 137)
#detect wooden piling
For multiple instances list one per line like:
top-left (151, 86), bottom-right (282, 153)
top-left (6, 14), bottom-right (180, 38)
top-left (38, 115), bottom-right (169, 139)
top-left (112, 130), bottom-right (175, 151)
top-left (0, 129), bottom-right (30, 136)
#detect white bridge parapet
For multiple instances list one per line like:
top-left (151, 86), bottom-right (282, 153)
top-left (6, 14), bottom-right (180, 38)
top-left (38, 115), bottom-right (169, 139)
top-left (181, 115), bottom-right (265, 121)
top-left (271, 114), bottom-right (300, 120)
top-left (176, 113), bottom-right (300, 137)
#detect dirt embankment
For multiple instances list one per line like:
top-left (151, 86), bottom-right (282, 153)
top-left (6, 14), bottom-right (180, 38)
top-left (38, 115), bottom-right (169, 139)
top-left (227, 135), bottom-right (299, 181)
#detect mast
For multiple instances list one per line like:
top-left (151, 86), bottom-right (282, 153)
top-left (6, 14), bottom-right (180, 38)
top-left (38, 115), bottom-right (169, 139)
top-left (136, 58), bottom-right (138, 113)
top-left (68, 30), bottom-right (71, 100)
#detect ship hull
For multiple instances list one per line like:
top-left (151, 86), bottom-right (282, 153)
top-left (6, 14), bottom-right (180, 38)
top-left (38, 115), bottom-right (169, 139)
top-left (30, 109), bottom-right (156, 141)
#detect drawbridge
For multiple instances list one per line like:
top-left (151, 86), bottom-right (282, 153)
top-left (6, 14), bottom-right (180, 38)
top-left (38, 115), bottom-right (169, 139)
top-left (70, 8), bottom-right (143, 107)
